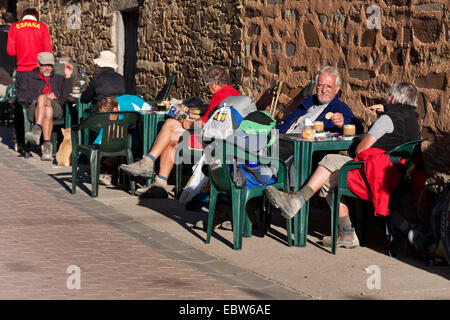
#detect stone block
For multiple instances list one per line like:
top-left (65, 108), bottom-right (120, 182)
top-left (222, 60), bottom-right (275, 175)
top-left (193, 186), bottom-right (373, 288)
top-left (348, 69), bottom-right (375, 81)
top-left (286, 42), bottom-right (296, 57)
top-left (415, 73), bottom-right (446, 90)
top-left (303, 22), bottom-right (320, 48)
top-left (412, 17), bottom-right (441, 43)
top-left (361, 29), bottom-right (377, 47)
top-left (413, 3), bottom-right (444, 11)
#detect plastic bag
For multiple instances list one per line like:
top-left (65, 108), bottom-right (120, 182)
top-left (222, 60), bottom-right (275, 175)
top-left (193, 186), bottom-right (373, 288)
top-left (179, 154), bottom-right (209, 205)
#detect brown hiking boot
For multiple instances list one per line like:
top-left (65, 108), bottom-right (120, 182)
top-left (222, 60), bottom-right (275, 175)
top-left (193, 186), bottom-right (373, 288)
top-left (25, 125), bottom-right (42, 146)
top-left (120, 156), bottom-right (154, 178)
top-left (322, 227), bottom-right (360, 249)
top-left (135, 176), bottom-right (170, 198)
top-left (265, 186), bottom-right (304, 219)
top-left (41, 142), bottom-right (53, 161)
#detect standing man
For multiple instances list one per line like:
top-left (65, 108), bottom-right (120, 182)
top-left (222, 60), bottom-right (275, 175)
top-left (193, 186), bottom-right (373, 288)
top-left (7, 8), bottom-right (52, 88)
top-left (17, 52), bottom-right (73, 161)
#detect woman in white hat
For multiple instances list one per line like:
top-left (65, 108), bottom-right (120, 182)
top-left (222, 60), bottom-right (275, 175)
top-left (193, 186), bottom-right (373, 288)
top-left (80, 50), bottom-right (126, 105)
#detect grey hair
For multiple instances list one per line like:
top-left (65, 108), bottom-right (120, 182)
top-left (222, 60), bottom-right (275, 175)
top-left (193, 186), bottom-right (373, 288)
top-left (389, 82), bottom-right (418, 107)
top-left (315, 66), bottom-right (342, 87)
top-left (203, 65), bottom-right (232, 86)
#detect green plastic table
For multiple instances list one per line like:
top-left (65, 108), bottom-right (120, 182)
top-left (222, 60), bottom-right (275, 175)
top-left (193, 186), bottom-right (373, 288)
top-left (141, 111), bottom-right (166, 157)
top-left (279, 133), bottom-right (355, 247)
top-left (65, 95), bottom-right (92, 145)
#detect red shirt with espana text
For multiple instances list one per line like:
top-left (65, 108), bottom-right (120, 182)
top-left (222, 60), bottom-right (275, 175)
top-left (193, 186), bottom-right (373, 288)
top-left (7, 19), bottom-right (53, 71)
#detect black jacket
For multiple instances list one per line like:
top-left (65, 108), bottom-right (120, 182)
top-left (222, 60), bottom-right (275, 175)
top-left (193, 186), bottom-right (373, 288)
top-left (16, 68), bottom-right (72, 105)
top-left (80, 67), bottom-right (125, 104)
top-left (0, 25), bottom-right (16, 76)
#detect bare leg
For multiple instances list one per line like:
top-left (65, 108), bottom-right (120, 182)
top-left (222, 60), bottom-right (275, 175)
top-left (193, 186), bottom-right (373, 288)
top-left (120, 118), bottom-right (184, 178)
top-left (35, 95), bottom-right (53, 141)
top-left (304, 165), bottom-right (333, 193)
top-left (147, 118), bottom-right (183, 159)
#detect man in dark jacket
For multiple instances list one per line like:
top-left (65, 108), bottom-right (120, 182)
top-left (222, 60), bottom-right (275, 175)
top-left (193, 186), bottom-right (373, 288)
top-left (0, 12), bottom-right (17, 78)
top-left (80, 50), bottom-right (125, 105)
top-left (18, 52), bottom-right (73, 161)
top-left (277, 66), bottom-right (362, 134)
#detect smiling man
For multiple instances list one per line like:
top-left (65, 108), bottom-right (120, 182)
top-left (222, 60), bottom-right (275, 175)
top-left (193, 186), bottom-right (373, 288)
top-left (277, 66), bottom-right (362, 134)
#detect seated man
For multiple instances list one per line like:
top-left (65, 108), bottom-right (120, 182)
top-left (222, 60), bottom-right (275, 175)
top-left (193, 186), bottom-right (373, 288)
top-left (277, 66), bottom-right (362, 135)
top-left (80, 50), bottom-right (125, 105)
top-left (265, 82), bottom-right (421, 249)
top-left (120, 65), bottom-right (240, 198)
top-left (278, 66), bottom-right (362, 185)
top-left (17, 52), bottom-right (73, 160)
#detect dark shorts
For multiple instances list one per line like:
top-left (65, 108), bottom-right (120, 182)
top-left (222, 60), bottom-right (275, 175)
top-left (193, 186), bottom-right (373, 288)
top-left (27, 98), bottom-right (64, 122)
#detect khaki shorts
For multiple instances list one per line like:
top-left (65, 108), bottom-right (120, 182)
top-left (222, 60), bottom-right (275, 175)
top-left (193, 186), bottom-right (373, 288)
top-left (317, 153), bottom-right (353, 206)
top-left (27, 98), bottom-right (64, 123)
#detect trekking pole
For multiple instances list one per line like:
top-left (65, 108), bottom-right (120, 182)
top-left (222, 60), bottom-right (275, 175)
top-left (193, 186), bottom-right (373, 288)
top-left (270, 80), bottom-right (284, 118)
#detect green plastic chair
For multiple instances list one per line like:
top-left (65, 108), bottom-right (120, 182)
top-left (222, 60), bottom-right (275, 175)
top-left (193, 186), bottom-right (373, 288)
top-left (0, 85), bottom-right (15, 127)
top-left (19, 102), bottom-right (65, 158)
top-left (330, 139), bottom-right (423, 255)
top-left (71, 111), bottom-right (141, 197)
top-left (205, 139), bottom-right (292, 250)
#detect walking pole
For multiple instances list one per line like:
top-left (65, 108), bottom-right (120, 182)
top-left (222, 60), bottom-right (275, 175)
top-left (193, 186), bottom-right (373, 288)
top-left (270, 80), bottom-right (283, 118)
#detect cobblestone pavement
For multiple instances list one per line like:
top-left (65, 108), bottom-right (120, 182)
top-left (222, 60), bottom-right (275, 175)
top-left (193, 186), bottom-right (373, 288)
top-left (0, 137), bottom-right (304, 300)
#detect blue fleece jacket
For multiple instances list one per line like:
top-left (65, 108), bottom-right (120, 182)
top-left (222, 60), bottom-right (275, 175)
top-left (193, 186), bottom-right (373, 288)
top-left (276, 93), bottom-right (362, 134)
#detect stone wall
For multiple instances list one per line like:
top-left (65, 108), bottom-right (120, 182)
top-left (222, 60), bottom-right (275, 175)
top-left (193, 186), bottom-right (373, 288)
top-left (134, 0), bottom-right (242, 99)
top-left (241, 0), bottom-right (449, 176)
top-left (4, 0), bottom-right (449, 175)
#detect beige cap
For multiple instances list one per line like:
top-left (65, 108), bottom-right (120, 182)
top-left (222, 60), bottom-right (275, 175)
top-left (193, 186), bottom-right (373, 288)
top-left (37, 52), bottom-right (55, 65)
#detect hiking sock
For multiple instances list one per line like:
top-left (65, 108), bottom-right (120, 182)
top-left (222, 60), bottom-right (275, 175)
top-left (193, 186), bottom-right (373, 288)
top-left (339, 215), bottom-right (353, 229)
top-left (145, 154), bottom-right (156, 162)
top-left (155, 175), bottom-right (168, 185)
top-left (43, 139), bottom-right (51, 144)
top-left (297, 185), bottom-right (315, 202)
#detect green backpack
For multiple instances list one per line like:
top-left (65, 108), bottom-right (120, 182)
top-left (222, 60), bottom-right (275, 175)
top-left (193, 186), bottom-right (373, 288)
top-left (237, 110), bottom-right (277, 148)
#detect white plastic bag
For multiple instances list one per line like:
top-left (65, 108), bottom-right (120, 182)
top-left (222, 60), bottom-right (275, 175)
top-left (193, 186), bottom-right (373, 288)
top-left (179, 154), bottom-right (209, 205)
top-left (201, 105), bottom-right (234, 140)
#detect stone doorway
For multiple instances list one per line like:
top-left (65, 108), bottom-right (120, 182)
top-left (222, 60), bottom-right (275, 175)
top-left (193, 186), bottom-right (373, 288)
top-left (6, 0), bottom-right (17, 19)
top-left (121, 8), bottom-right (139, 95)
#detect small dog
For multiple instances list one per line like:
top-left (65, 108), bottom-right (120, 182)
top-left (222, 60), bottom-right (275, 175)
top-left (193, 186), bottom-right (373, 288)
top-left (55, 128), bottom-right (72, 167)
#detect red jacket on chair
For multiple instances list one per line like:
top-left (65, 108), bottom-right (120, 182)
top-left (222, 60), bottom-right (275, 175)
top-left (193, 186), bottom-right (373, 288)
top-left (347, 148), bottom-right (403, 216)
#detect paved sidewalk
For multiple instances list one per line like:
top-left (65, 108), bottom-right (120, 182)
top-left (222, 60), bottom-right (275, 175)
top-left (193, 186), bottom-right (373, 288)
top-left (0, 132), bottom-right (304, 299)
top-left (0, 126), bottom-right (448, 300)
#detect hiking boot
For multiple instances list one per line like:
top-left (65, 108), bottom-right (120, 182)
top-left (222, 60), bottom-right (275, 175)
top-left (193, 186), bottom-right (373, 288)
top-left (41, 142), bottom-right (53, 161)
top-left (120, 156), bottom-right (154, 178)
top-left (135, 176), bottom-right (169, 198)
top-left (99, 173), bottom-right (113, 186)
top-left (265, 186), bottom-right (304, 219)
top-left (322, 227), bottom-right (360, 249)
top-left (25, 125), bottom-right (42, 146)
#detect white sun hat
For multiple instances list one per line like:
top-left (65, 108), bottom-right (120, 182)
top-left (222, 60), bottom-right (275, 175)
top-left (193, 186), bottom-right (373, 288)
top-left (93, 50), bottom-right (118, 70)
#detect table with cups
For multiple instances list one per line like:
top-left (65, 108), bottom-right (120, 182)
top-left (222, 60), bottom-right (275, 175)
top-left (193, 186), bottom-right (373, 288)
top-left (279, 122), bottom-right (357, 247)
